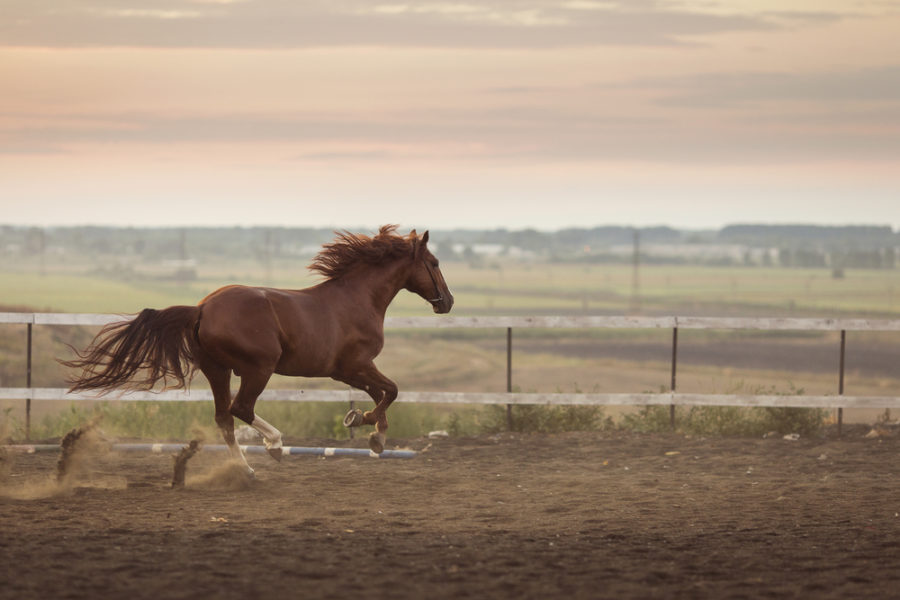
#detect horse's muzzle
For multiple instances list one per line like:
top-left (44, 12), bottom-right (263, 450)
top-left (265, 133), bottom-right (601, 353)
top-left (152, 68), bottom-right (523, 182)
top-left (432, 292), bottom-right (454, 314)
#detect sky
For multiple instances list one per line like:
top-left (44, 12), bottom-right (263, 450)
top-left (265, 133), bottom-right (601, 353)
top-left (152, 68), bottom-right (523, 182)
top-left (1, 0), bottom-right (899, 232)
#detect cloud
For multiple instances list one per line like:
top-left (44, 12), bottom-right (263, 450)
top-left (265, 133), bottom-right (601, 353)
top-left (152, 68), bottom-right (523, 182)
top-left (0, 142), bottom-right (68, 155)
top-left (649, 65), bottom-right (900, 108)
top-left (1, 0), bottom-right (791, 48)
top-left (5, 100), bottom-right (900, 166)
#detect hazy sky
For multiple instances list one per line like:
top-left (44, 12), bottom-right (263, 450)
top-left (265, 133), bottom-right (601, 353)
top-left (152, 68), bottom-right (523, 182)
top-left (2, 0), bottom-right (899, 231)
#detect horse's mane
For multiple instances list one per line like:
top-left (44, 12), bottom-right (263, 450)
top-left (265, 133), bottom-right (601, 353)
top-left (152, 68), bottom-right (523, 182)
top-left (309, 225), bottom-right (415, 280)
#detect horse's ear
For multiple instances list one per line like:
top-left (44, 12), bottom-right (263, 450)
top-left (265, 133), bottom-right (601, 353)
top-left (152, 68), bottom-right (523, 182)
top-left (421, 231), bottom-right (429, 245)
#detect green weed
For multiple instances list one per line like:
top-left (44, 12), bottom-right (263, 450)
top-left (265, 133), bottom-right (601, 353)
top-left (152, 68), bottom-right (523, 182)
top-left (619, 382), bottom-right (827, 437)
top-left (477, 403), bottom-right (611, 434)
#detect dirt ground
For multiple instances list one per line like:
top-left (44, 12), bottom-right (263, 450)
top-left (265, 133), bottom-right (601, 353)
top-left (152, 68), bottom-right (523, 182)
top-left (2, 428), bottom-right (900, 600)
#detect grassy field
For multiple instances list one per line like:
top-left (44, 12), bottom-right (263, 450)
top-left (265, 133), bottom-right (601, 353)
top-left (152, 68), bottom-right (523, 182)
top-left (2, 256), bottom-right (899, 440)
top-left (2, 258), bottom-right (899, 316)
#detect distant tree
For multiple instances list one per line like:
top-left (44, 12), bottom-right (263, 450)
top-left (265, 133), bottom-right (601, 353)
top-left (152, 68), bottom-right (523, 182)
top-left (884, 247), bottom-right (896, 269)
top-left (778, 248), bottom-right (792, 267)
top-left (24, 227), bottom-right (45, 256)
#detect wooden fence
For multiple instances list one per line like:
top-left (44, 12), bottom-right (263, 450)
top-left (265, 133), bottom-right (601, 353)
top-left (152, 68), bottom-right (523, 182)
top-left (2, 312), bottom-right (900, 437)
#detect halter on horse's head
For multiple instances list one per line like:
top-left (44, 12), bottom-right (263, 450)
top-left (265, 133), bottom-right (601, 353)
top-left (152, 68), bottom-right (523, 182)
top-left (407, 229), bottom-right (454, 314)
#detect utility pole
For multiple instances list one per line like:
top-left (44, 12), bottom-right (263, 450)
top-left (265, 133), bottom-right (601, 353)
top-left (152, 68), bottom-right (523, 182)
top-left (264, 229), bottom-right (274, 286)
top-left (630, 228), bottom-right (641, 314)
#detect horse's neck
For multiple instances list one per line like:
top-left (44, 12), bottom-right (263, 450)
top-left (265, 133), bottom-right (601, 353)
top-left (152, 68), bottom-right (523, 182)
top-left (328, 260), bottom-right (408, 318)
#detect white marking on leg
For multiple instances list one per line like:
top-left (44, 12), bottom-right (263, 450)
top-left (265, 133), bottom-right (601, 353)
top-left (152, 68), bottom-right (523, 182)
top-left (226, 439), bottom-right (254, 475)
top-left (250, 414), bottom-right (283, 451)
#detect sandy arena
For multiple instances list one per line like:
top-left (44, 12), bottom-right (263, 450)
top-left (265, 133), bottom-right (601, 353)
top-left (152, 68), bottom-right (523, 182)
top-left (2, 429), bottom-right (900, 599)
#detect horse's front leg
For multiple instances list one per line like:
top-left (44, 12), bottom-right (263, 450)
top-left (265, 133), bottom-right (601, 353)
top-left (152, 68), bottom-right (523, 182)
top-left (338, 364), bottom-right (398, 454)
top-left (366, 407), bottom-right (391, 455)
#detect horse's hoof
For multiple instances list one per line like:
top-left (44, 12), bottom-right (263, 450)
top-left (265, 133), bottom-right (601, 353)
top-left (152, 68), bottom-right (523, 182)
top-left (368, 432), bottom-right (385, 454)
top-left (343, 408), bottom-right (365, 428)
top-left (263, 437), bottom-right (283, 462)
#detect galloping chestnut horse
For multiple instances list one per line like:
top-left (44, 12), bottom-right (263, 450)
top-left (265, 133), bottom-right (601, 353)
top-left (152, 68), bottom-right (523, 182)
top-left (63, 226), bottom-right (454, 474)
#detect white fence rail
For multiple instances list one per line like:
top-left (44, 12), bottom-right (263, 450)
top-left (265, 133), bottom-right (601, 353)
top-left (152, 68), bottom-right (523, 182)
top-left (4, 387), bottom-right (900, 410)
top-left (4, 312), bottom-right (900, 330)
top-left (2, 312), bottom-right (900, 436)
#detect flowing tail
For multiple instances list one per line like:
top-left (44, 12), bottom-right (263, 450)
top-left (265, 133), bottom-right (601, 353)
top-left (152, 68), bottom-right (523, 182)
top-left (62, 306), bottom-right (201, 394)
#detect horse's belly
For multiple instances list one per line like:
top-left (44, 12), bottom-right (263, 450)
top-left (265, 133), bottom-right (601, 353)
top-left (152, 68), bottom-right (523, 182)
top-left (273, 352), bottom-right (335, 378)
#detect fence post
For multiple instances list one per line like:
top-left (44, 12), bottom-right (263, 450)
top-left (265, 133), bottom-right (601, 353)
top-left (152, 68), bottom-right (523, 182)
top-left (670, 326), bottom-right (678, 430)
top-left (506, 327), bottom-right (513, 431)
top-left (838, 330), bottom-right (846, 437)
top-left (26, 322), bottom-right (33, 441)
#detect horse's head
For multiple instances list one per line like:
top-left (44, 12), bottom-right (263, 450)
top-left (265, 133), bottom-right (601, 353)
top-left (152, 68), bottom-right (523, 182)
top-left (406, 230), bottom-right (454, 314)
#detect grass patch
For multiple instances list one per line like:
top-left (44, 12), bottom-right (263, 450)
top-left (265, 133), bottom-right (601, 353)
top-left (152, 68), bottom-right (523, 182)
top-left (9, 400), bottom-right (481, 443)
top-left (481, 404), bottom-right (612, 434)
top-left (620, 405), bottom-right (827, 437)
top-left (621, 383), bottom-right (828, 437)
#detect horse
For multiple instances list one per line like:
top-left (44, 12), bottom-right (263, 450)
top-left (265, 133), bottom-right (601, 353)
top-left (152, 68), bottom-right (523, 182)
top-left (62, 226), bottom-right (454, 475)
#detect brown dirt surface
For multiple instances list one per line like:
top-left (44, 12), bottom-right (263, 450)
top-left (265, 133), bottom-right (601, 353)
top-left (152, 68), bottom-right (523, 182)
top-left (2, 429), bottom-right (900, 599)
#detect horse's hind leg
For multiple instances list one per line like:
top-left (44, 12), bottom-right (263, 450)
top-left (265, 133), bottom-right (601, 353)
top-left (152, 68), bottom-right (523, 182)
top-left (229, 368), bottom-right (284, 462)
top-left (250, 414), bottom-right (283, 462)
top-left (199, 359), bottom-right (254, 476)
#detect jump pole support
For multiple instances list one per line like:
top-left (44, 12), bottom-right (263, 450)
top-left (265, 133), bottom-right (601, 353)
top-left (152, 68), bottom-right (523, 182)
top-left (838, 329), bottom-right (846, 437)
top-left (26, 322), bottom-right (33, 441)
top-left (506, 326), bottom-right (513, 431)
top-left (670, 326), bottom-right (678, 430)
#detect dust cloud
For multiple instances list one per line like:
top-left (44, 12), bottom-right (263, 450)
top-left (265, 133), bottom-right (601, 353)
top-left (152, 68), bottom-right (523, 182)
top-left (1, 424), bottom-right (127, 500)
